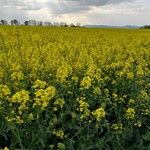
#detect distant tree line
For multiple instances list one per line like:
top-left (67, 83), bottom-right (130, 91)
top-left (0, 19), bottom-right (82, 27)
top-left (140, 25), bottom-right (150, 29)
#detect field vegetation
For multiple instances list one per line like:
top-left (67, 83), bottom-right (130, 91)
top-left (0, 26), bottom-right (150, 150)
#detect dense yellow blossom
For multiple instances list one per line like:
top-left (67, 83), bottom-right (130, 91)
top-left (80, 76), bottom-right (92, 90)
top-left (0, 84), bottom-right (11, 97)
top-left (0, 26), bottom-right (150, 149)
top-left (92, 107), bottom-right (105, 121)
top-left (56, 64), bottom-right (72, 83)
top-left (11, 71), bottom-right (24, 81)
top-left (11, 90), bottom-right (29, 103)
top-left (33, 79), bottom-right (47, 89)
top-left (126, 108), bottom-right (135, 119)
top-left (126, 72), bottom-right (134, 79)
top-left (34, 86), bottom-right (56, 109)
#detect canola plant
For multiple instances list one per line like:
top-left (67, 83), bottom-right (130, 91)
top-left (0, 26), bottom-right (150, 150)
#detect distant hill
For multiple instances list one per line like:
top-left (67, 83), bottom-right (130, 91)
top-left (85, 25), bottom-right (140, 29)
top-left (140, 25), bottom-right (150, 29)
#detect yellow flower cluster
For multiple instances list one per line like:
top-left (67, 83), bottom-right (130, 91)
top-left (126, 72), bottom-right (134, 80)
top-left (0, 26), bottom-right (150, 148)
top-left (80, 76), bottom-right (92, 90)
top-left (71, 76), bottom-right (79, 84)
top-left (111, 123), bottom-right (123, 132)
top-left (77, 97), bottom-right (90, 119)
top-left (11, 90), bottom-right (30, 112)
top-left (6, 115), bottom-right (24, 124)
top-left (53, 129), bottom-right (64, 139)
top-left (34, 86), bottom-right (56, 109)
top-left (56, 64), bottom-right (72, 83)
top-left (0, 84), bottom-right (11, 98)
top-left (57, 143), bottom-right (65, 150)
top-left (92, 107), bottom-right (106, 121)
top-left (53, 98), bottom-right (65, 111)
top-left (126, 108), bottom-right (135, 119)
top-left (137, 65), bottom-right (144, 77)
top-left (11, 71), bottom-right (24, 81)
top-left (134, 121), bottom-right (142, 128)
top-left (33, 79), bottom-right (47, 89)
top-left (93, 87), bottom-right (102, 96)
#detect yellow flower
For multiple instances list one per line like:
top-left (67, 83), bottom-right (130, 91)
top-left (0, 84), bottom-right (11, 97)
top-left (15, 116), bottom-right (24, 124)
top-left (3, 147), bottom-right (9, 150)
top-left (137, 65), bottom-right (144, 77)
top-left (57, 143), bottom-right (65, 150)
top-left (80, 76), bottom-right (92, 90)
top-left (86, 64), bottom-right (96, 78)
top-left (77, 97), bottom-right (90, 119)
top-left (92, 107), bottom-right (105, 121)
top-left (126, 108), bottom-right (135, 119)
top-left (134, 121), bottom-right (142, 128)
top-left (28, 113), bottom-right (34, 120)
top-left (71, 76), bottom-right (79, 84)
top-left (93, 87), bottom-right (101, 95)
top-left (111, 123), bottom-right (123, 131)
top-left (33, 79), bottom-right (47, 89)
top-left (45, 86), bottom-right (56, 99)
top-left (128, 99), bottom-right (135, 105)
top-left (112, 93), bottom-right (118, 98)
top-left (11, 71), bottom-right (24, 81)
top-left (53, 129), bottom-right (64, 139)
top-left (11, 90), bottom-right (30, 103)
top-left (56, 64), bottom-right (72, 83)
top-left (34, 86), bottom-right (56, 109)
top-left (54, 98), bottom-right (65, 108)
top-left (127, 72), bottom-right (134, 79)
top-left (112, 80), bottom-right (117, 85)
top-left (11, 90), bottom-right (30, 112)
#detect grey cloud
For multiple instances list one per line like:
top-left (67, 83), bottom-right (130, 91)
top-left (48, 0), bottom-right (134, 14)
top-left (0, 0), bottom-right (42, 10)
top-left (0, 0), bottom-right (42, 22)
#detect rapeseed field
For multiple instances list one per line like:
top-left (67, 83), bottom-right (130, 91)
top-left (0, 26), bottom-right (149, 150)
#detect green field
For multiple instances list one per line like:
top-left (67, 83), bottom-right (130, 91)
top-left (0, 26), bottom-right (150, 150)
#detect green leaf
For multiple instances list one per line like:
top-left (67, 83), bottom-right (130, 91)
top-left (143, 131), bottom-right (150, 141)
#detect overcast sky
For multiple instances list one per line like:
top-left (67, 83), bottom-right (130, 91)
top-left (0, 0), bottom-right (150, 25)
